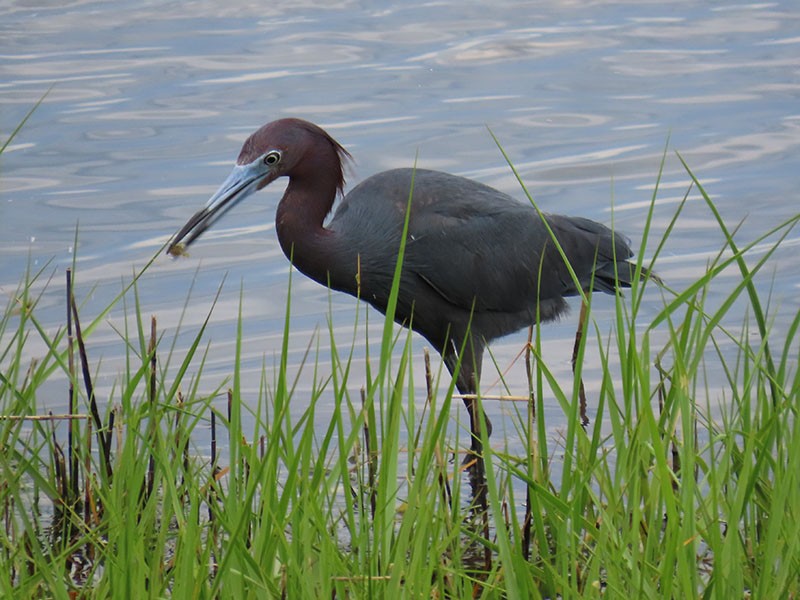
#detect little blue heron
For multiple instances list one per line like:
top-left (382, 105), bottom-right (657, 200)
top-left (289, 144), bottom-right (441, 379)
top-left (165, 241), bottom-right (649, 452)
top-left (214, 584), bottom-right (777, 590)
top-left (168, 118), bottom-right (652, 450)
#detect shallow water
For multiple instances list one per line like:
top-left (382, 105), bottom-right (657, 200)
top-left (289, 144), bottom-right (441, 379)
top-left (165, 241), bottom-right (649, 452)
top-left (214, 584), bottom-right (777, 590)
top-left (2, 1), bottom-right (799, 460)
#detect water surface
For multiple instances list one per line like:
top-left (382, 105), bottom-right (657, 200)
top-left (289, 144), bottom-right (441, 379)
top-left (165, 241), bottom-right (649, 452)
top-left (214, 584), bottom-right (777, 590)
top-left (2, 0), bottom-right (798, 454)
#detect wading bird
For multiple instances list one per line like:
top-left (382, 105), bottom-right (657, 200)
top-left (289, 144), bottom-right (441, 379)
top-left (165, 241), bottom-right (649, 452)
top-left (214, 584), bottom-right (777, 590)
top-left (169, 118), bottom-right (652, 452)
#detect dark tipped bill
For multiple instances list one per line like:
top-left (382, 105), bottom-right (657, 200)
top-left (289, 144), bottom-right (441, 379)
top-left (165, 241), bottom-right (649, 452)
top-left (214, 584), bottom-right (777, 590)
top-left (167, 160), bottom-right (271, 256)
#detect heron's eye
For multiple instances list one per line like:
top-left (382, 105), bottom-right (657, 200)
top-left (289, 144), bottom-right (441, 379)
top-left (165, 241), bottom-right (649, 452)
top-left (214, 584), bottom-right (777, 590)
top-left (263, 151), bottom-right (281, 166)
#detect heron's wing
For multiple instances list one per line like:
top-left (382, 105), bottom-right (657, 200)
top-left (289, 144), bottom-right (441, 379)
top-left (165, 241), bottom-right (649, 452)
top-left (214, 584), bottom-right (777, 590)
top-left (333, 169), bottom-right (638, 314)
top-left (407, 197), bottom-right (635, 313)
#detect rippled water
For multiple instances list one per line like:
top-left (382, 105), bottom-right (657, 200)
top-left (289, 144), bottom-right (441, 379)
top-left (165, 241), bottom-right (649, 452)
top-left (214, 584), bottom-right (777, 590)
top-left (2, 1), bottom-right (799, 450)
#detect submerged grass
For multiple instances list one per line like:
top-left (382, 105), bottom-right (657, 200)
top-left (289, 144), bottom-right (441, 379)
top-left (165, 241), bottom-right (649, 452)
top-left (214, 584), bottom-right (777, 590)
top-left (1, 121), bottom-right (799, 597)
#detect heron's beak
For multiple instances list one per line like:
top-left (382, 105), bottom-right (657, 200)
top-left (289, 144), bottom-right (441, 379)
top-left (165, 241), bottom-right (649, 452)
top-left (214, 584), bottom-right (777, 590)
top-left (167, 160), bottom-right (273, 256)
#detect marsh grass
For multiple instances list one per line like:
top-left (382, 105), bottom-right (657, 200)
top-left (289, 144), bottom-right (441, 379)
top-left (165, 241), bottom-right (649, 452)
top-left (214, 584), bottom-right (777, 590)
top-left (1, 122), bottom-right (799, 597)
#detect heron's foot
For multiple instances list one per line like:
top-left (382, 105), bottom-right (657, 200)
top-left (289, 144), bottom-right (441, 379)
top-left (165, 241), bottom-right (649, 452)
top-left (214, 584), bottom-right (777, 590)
top-left (463, 446), bottom-right (489, 520)
top-left (462, 445), bottom-right (480, 468)
top-left (462, 430), bottom-right (489, 467)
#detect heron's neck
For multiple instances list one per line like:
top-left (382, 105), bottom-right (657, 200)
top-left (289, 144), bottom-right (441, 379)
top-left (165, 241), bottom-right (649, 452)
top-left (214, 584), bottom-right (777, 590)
top-left (275, 175), bottom-right (357, 293)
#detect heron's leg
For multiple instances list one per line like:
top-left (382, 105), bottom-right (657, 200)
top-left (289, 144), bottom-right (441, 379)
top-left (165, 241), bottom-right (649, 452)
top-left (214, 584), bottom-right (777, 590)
top-left (443, 339), bottom-right (492, 448)
top-left (446, 340), bottom-right (492, 570)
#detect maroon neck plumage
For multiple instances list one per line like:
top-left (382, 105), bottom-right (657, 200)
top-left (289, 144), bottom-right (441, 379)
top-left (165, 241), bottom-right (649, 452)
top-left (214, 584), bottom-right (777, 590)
top-left (267, 120), bottom-right (353, 288)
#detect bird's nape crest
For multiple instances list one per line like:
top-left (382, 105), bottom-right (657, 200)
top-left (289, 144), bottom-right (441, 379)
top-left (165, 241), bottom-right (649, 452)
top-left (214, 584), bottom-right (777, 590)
top-left (297, 120), bottom-right (353, 197)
